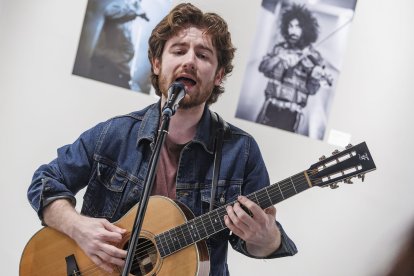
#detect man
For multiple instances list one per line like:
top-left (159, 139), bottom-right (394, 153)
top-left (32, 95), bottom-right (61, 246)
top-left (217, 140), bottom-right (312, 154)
top-left (28, 3), bottom-right (297, 275)
top-left (89, 0), bottom-right (149, 89)
top-left (256, 4), bottom-right (331, 132)
top-left (386, 222), bottom-right (414, 276)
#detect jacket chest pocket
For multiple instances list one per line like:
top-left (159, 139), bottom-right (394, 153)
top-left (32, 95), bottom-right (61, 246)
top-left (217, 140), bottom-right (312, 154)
top-left (82, 161), bottom-right (128, 219)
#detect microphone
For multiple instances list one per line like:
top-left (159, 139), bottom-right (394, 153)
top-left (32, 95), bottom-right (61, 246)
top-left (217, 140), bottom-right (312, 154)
top-left (162, 82), bottom-right (186, 117)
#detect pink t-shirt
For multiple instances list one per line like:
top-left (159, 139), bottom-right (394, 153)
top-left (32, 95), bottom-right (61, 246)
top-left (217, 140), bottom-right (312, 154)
top-left (152, 138), bottom-right (186, 199)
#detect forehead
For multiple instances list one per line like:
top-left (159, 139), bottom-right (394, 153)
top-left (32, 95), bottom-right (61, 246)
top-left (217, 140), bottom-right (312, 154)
top-left (167, 27), bottom-right (216, 51)
top-left (289, 18), bottom-right (300, 26)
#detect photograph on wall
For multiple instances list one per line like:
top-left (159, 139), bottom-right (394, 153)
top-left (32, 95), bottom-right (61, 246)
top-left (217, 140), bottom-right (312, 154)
top-left (235, 0), bottom-right (357, 140)
top-left (72, 0), bottom-right (172, 94)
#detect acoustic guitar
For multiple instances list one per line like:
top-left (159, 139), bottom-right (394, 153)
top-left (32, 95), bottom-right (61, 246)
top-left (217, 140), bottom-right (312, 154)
top-left (20, 142), bottom-right (376, 276)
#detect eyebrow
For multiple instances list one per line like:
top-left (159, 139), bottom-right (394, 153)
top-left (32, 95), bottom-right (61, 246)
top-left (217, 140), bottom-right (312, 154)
top-left (169, 42), bottom-right (215, 55)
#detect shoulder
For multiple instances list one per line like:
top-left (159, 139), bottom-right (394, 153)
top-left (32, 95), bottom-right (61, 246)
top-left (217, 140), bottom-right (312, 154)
top-left (223, 120), bottom-right (261, 151)
top-left (271, 42), bottom-right (288, 53)
top-left (107, 103), bottom-right (156, 123)
top-left (88, 103), bottom-right (157, 138)
top-left (227, 122), bottom-right (251, 138)
top-left (211, 111), bottom-right (252, 139)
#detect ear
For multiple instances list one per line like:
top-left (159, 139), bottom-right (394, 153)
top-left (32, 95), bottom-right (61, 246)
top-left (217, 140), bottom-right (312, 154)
top-left (152, 58), bottom-right (160, 75)
top-left (214, 67), bottom-right (224, 86)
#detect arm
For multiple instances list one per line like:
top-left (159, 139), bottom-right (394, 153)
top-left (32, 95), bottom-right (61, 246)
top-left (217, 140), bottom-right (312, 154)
top-left (104, 0), bottom-right (148, 22)
top-left (305, 48), bottom-right (331, 94)
top-left (258, 45), bottom-right (285, 78)
top-left (226, 137), bottom-right (297, 258)
top-left (27, 121), bottom-right (126, 273)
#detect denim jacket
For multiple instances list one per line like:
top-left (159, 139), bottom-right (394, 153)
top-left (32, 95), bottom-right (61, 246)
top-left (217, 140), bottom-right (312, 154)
top-left (28, 102), bottom-right (297, 275)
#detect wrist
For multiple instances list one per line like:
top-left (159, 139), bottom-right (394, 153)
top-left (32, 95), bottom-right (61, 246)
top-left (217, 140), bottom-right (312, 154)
top-left (43, 199), bottom-right (79, 238)
top-left (246, 227), bottom-right (282, 257)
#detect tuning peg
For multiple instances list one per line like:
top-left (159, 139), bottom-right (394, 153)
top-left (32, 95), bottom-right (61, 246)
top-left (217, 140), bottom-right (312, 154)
top-left (358, 174), bottom-right (365, 182)
top-left (330, 183), bottom-right (339, 189)
top-left (332, 149), bottom-right (340, 155)
top-left (345, 144), bottom-right (353, 149)
top-left (344, 178), bottom-right (353, 184)
top-left (319, 155), bottom-right (326, 161)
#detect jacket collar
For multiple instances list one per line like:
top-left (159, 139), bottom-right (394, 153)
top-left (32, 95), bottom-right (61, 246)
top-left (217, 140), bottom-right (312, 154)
top-left (137, 101), bottom-right (216, 154)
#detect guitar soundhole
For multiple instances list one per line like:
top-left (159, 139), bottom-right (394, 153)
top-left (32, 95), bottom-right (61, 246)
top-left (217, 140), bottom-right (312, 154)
top-left (123, 237), bottom-right (158, 276)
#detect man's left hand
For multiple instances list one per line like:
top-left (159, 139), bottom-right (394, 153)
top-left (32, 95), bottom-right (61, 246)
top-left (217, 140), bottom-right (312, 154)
top-left (224, 195), bottom-right (281, 257)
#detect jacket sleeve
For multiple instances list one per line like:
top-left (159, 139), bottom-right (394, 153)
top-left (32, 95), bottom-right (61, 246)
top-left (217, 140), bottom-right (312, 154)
top-left (229, 136), bottom-right (298, 258)
top-left (104, 1), bottom-right (142, 22)
top-left (27, 121), bottom-right (107, 224)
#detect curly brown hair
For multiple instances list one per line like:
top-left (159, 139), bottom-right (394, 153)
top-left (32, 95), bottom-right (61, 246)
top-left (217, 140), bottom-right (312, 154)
top-left (148, 3), bottom-right (236, 105)
top-left (280, 4), bottom-right (319, 49)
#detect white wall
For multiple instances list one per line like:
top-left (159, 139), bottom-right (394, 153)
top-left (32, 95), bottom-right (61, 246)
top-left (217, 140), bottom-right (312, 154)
top-left (1, 0), bottom-right (414, 275)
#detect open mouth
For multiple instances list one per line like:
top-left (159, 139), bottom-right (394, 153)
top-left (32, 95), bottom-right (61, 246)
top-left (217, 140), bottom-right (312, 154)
top-left (176, 77), bottom-right (196, 87)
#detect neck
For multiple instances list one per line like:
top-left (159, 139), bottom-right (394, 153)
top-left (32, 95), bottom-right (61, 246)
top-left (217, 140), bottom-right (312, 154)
top-left (161, 97), bottom-right (205, 144)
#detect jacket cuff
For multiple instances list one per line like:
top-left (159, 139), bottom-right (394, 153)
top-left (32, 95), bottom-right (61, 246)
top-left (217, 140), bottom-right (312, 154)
top-left (229, 221), bottom-right (297, 259)
top-left (38, 178), bottom-right (77, 226)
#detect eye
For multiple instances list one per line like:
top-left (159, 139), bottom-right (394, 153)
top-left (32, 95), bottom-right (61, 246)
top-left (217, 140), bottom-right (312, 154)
top-left (173, 49), bottom-right (184, 55)
top-left (197, 52), bottom-right (211, 60)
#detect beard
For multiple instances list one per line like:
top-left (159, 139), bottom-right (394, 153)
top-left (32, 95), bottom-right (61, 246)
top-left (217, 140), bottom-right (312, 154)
top-left (158, 70), bottom-right (215, 109)
top-left (287, 34), bottom-right (300, 46)
top-left (286, 34), bottom-right (307, 50)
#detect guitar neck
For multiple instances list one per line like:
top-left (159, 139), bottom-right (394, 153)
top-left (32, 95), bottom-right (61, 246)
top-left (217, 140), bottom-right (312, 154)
top-left (156, 171), bottom-right (311, 257)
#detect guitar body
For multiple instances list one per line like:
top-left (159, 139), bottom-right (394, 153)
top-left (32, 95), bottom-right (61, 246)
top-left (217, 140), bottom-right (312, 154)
top-left (20, 196), bottom-right (210, 276)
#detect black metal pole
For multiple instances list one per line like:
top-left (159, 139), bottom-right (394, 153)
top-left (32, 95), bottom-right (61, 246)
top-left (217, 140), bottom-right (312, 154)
top-left (121, 113), bottom-right (171, 276)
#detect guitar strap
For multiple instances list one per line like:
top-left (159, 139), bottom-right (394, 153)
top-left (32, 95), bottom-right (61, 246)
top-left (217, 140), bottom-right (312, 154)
top-left (209, 111), bottom-right (230, 212)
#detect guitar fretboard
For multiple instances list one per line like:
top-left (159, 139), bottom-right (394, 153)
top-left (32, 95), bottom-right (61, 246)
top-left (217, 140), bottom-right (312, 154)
top-left (155, 171), bottom-right (310, 257)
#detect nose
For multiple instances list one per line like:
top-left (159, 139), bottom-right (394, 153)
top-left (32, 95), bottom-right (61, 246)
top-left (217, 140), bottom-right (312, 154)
top-left (182, 50), bottom-right (196, 71)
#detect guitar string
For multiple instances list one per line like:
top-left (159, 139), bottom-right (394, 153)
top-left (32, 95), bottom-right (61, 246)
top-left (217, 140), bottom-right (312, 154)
top-left (75, 155), bottom-right (360, 274)
top-left (74, 171), bottom-right (320, 275)
top-left (133, 172), bottom-right (310, 258)
top-left (141, 172), bottom-right (309, 258)
top-left (75, 174), bottom-right (312, 275)
top-left (138, 172), bottom-right (310, 257)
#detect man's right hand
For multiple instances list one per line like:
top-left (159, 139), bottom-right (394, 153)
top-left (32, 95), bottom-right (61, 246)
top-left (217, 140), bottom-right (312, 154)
top-left (43, 199), bottom-right (127, 273)
top-left (71, 215), bottom-right (127, 273)
top-left (279, 51), bottom-right (300, 68)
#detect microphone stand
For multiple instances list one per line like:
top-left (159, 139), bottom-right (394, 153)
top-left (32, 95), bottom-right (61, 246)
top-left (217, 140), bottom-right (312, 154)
top-left (121, 108), bottom-right (173, 276)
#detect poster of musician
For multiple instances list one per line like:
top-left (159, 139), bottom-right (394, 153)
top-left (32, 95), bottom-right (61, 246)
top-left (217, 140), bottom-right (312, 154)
top-left (72, 0), bottom-right (172, 94)
top-left (235, 0), bottom-right (357, 140)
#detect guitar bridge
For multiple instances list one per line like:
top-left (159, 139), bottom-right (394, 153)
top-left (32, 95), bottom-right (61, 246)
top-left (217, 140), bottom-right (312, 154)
top-left (65, 254), bottom-right (80, 276)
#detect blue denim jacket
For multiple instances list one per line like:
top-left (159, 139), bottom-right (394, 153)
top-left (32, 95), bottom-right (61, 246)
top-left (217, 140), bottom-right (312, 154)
top-left (28, 102), bottom-right (297, 275)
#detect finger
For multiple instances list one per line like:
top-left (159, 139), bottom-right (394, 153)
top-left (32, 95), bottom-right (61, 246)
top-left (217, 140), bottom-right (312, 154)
top-left (90, 253), bottom-right (114, 273)
top-left (224, 214), bottom-right (244, 238)
top-left (100, 242), bottom-right (127, 261)
top-left (237, 196), bottom-right (265, 219)
top-left (232, 202), bottom-right (255, 225)
top-left (264, 206), bottom-right (277, 217)
top-left (102, 219), bottom-right (126, 234)
top-left (96, 249), bottom-right (125, 269)
top-left (98, 221), bottom-right (125, 243)
top-left (96, 229), bottom-right (123, 243)
top-left (226, 204), bottom-right (250, 232)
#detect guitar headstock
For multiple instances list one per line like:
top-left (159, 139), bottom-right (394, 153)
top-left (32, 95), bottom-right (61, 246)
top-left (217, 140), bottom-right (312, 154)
top-left (307, 142), bottom-right (376, 189)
